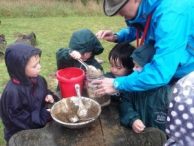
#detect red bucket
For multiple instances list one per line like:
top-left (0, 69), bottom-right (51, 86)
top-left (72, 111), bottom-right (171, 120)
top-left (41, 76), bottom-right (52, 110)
top-left (56, 67), bottom-right (85, 98)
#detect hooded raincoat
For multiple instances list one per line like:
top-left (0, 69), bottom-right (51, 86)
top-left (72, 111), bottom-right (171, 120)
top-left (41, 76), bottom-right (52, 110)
top-left (105, 72), bottom-right (171, 131)
top-left (0, 43), bottom-right (54, 141)
top-left (56, 29), bottom-right (104, 71)
top-left (114, 0), bottom-right (194, 91)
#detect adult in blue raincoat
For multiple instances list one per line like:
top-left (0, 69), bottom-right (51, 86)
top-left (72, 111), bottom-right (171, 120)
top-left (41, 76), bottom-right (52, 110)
top-left (95, 0), bottom-right (194, 97)
top-left (94, 0), bottom-right (194, 145)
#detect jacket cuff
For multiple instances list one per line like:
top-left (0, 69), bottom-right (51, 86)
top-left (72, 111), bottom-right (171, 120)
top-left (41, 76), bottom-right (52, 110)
top-left (113, 79), bottom-right (119, 90)
top-left (114, 33), bottom-right (118, 43)
top-left (129, 117), bottom-right (139, 128)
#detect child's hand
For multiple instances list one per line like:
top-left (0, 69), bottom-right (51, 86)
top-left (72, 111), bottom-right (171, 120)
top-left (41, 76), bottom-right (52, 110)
top-left (45, 94), bottom-right (54, 103)
top-left (132, 119), bottom-right (145, 133)
top-left (70, 50), bottom-right (81, 60)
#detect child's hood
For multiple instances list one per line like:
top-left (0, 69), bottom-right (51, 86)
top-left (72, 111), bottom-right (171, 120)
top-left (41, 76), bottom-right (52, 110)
top-left (69, 29), bottom-right (104, 55)
top-left (5, 43), bottom-right (41, 84)
top-left (131, 43), bottom-right (155, 67)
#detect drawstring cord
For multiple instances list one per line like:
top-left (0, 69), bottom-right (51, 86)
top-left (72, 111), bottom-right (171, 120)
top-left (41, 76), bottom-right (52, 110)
top-left (136, 14), bottom-right (152, 47)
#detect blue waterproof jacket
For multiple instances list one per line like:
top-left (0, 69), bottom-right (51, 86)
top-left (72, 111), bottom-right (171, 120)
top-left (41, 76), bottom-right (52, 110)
top-left (114, 0), bottom-right (194, 91)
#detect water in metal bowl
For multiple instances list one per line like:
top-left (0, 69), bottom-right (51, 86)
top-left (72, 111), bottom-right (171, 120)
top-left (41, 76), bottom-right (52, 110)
top-left (51, 96), bottom-right (101, 129)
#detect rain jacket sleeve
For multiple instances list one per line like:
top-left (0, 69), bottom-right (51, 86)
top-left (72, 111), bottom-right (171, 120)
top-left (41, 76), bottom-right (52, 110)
top-left (119, 92), bottom-right (140, 128)
top-left (31, 108), bottom-right (50, 127)
top-left (114, 3), bottom-right (193, 91)
top-left (5, 89), bottom-right (50, 129)
top-left (56, 48), bottom-right (73, 69)
top-left (116, 27), bottom-right (137, 43)
top-left (104, 72), bottom-right (140, 127)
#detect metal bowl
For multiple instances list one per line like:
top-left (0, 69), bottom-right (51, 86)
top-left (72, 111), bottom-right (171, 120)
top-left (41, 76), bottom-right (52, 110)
top-left (51, 96), bottom-right (101, 129)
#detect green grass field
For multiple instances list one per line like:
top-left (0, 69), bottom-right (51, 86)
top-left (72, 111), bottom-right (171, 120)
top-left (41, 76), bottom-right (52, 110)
top-left (0, 16), bottom-right (125, 145)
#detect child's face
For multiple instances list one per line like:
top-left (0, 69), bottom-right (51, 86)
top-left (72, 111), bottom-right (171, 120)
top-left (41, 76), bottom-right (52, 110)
top-left (110, 58), bottom-right (129, 77)
top-left (81, 52), bottom-right (92, 61)
top-left (25, 55), bottom-right (41, 77)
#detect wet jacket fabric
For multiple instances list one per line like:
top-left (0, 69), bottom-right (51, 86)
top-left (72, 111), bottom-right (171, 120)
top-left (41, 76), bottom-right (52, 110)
top-left (114, 0), bottom-right (194, 91)
top-left (69, 29), bottom-right (104, 55)
top-left (56, 29), bottom-right (104, 71)
top-left (165, 71), bottom-right (194, 146)
top-left (0, 43), bottom-right (52, 141)
top-left (105, 72), bottom-right (171, 131)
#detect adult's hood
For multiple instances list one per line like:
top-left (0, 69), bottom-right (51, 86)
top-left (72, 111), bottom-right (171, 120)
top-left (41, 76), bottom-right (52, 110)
top-left (5, 43), bottom-right (41, 84)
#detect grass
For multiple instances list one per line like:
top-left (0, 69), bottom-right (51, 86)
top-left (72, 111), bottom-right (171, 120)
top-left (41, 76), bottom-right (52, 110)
top-left (0, 16), bottom-right (125, 145)
top-left (0, 0), bottom-right (103, 17)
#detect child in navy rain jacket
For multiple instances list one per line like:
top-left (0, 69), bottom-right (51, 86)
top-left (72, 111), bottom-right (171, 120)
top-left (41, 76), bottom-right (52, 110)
top-left (0, 43), bottom-right (57, 141)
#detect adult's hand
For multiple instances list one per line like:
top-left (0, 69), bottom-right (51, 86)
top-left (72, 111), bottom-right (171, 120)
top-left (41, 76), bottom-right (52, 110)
top-left (92, 77), bottom-right (118, 96)
top-left (96, 30), bottom-right (117, 42)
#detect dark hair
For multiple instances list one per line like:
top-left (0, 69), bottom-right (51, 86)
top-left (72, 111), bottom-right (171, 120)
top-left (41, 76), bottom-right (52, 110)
top-left (108, 42), bottom-right (135, 72)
